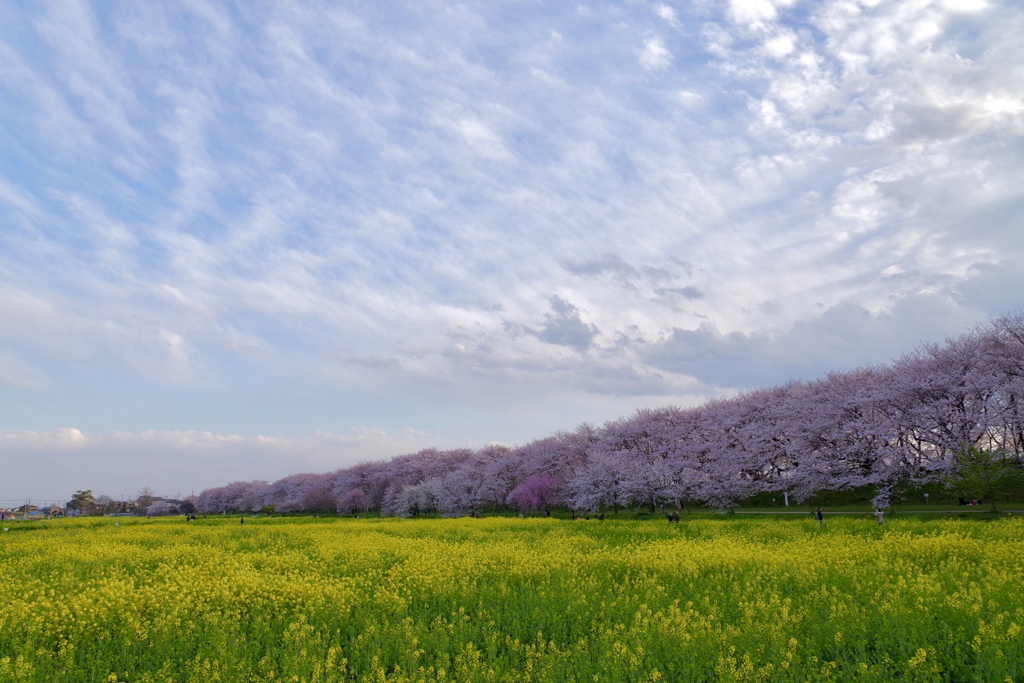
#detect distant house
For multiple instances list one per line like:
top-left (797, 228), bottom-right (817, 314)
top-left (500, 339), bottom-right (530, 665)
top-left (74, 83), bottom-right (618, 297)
top-left (14, 504), bottom-right (39, 517)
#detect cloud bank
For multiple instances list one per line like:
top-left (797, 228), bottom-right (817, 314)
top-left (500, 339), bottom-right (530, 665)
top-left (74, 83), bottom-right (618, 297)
top-left (0, 427), bottom-right (438, 502)
top-left (1, 0), bottom-right (1022, 497)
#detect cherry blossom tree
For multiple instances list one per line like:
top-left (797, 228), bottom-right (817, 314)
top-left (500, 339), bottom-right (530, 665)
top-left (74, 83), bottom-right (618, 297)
top-left (337, 489), bottom-right (371, 514)
top-left (433, 448), bottom-right (495, 516)
top-left (257, 473), bottom-right (324, 513)
top-left (566, 449), bottom-right (628, 513)
top-left (145, 501), bottom-right (172, 516)
top-left (300, 487), bottom-right (338, 514)
top-left (973, 313), bottom-right (1024, 456)
top-left (196, 480), bottom-right (268, 514)
top-left (193, 313), bottom-right (1024, 517)
top-left (471, 445), bottom-right (516, 511)
top-left (786, 368), bottom-right (898, 502)
top-left (506, 474), bottom-right (564, 514)
top-left (381, 480), bottom-right (439, 517)
top-left (590, 408), bottom-right (688, 513)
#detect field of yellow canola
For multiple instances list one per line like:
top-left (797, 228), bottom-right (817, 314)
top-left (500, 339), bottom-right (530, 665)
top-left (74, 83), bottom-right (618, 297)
top-left (1, 515), bottom-right (1022, 682)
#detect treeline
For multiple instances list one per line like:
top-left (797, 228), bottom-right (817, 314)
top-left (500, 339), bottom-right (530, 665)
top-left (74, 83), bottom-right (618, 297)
top-left (197, 313), bottom-right (1024, 516)
top-left (65, 489), bottom-right (196, 517)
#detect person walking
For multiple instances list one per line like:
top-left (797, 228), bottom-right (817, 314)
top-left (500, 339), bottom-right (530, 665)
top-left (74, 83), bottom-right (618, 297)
top-left (874, 508), bottom-right (884, 525)
top-left (815, 507), bottom-right (824, 529)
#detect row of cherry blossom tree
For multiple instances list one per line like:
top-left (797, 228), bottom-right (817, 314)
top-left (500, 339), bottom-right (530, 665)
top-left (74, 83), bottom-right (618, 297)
top-left (196, 313), bottom-right (1024, 515)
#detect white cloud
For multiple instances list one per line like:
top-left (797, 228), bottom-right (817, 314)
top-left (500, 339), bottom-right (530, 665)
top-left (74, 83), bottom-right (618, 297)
top-left (454, 117), bottom-right (515, 161)
top-left (654, 4), bottom-right (678, 26)
top-left (639, 36), bottom-right (672, 70)
top-left (763, 33), bottom-right (796, 59)
top-left (728, 0), bottom-right (796, 30)
top-left (34, 1), bottom-right (145, 151)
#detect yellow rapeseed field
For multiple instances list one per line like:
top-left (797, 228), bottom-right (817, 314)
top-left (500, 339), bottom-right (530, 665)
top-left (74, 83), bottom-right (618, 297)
top-left (1, 515), bottom-right (1021, 682)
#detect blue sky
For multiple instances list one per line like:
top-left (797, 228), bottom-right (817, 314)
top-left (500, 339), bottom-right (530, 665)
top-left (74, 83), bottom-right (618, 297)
top-left (2, 0), bottom-right (1022, 503)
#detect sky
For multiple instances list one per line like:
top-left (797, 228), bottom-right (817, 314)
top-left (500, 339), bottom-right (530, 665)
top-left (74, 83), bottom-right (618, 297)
top-left (2, 0), bottom-right (1023, 504)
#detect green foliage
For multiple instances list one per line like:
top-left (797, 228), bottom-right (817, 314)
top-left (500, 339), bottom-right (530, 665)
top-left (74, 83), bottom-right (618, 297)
top-left (943, 446), bottom-right (1024, 511)
top-left (66, 489), bottom-right (95, 513)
